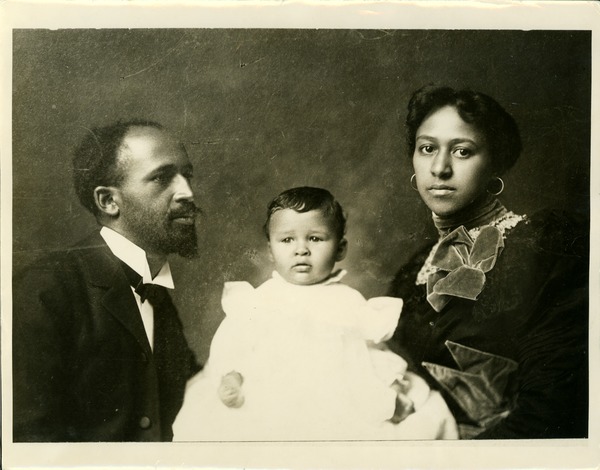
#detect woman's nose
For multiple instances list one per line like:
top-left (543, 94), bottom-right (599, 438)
top-left (173, 174), bottom-right (194, 202)
top-left (431, 150), bottom-right (452, 178)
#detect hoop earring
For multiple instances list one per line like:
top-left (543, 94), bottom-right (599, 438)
top-left (410, 174), bottom-right (418, 191)
top-left (487, 176), bottom-right (505, 196)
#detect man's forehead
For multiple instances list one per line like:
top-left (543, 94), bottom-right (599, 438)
top-left (121, 125), bottom-right (170, 148)
top-left (118, 126), bottom-right (187, 160)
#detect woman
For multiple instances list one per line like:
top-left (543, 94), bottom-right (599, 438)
top-left (387, 86), bottom-right (588, 439)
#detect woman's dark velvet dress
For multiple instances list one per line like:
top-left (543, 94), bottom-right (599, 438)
top-left (388, 209), bottom-right (588, 439)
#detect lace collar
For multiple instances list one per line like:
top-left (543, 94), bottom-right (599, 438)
top-left (416, 211), bottom-right (526, 286)
top-left (433, 195), bottom-right (507, 235)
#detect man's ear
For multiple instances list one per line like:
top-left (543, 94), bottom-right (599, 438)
top-left (93, 186), bottom-right (120, 217)
top-left (336, 238), bottom-right (348, 262)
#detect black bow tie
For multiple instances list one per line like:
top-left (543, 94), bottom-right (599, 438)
top-left (119, 261), bottom-right (167, 305)
top-left (135, 283), bottom-right (167, 305)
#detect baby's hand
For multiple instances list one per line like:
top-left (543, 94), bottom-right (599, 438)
top-left (218, 371), bottom-right (245, 408)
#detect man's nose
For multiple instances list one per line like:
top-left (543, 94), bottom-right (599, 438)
top-left (431, 150), bottom-right (452, 178)
top-left (173, 174), bottom-right (194, 202)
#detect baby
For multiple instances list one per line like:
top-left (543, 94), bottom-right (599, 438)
top-left (173, 187), bottom-right (453, 441)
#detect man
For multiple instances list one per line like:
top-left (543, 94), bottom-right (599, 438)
top-left (13, 120), bottom-right (201, 442)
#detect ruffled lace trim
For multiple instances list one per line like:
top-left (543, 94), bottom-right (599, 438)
top-left (416, 211), bottom-right (527, 286)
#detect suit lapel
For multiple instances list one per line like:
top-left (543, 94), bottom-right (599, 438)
top-left (102, 278), bottom-right (153, 355)
top-left (76, 232), bottom-right (153, 355)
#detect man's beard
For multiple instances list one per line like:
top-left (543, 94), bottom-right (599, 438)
top-left (125, 206), bottom-right (199, 258)
top-left (167, 223), bottom-right (198, 258)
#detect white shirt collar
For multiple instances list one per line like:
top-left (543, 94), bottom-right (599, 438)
top-left (100, 226), bottom-right (174, 289)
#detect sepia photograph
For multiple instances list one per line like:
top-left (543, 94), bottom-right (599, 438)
top-left (2, 1), bottom-right (598, 469)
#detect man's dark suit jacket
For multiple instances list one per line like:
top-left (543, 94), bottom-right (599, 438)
top-left (13, 231), bottom-right (200, 442)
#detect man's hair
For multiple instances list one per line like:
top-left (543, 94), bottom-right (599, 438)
top-left (263, 186), bottom-right (347, 241)
top-left (72, 119), bottom-right (164, 216)
top-left (406, 85), bottom-right (522, 175)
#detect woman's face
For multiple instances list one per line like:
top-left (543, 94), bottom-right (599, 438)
top-left (412, 105), bottom-right (494, 217)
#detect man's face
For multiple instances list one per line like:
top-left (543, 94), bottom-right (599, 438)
top-left (112, 126), bottom-right (198, 257)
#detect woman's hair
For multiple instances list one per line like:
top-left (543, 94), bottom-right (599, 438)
top-left (263, 186), bottom-right (347, 241)
top-left (405, 85), bottom-right (522, 175)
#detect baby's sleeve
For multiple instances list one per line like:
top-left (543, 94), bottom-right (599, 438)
top-left (206, 281), bottom-right (257, 377)
top-left (221, 281), bottom-right (256, 319)
top-left (361, 296), bottom-right (403, 344)
top-left (360, 296), bottom-right (408, 386)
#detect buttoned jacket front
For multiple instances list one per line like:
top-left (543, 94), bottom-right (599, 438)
top-left (13, 231), bottom-right (198, 442)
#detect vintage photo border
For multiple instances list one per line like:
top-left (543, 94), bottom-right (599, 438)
top-left (1, 1), bottom-right (599, 469)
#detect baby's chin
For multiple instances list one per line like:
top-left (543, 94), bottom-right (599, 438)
top-left (281, 271), bottom-right (330, 286)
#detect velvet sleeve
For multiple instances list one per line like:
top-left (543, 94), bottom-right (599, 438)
top-left (475, 249), bottom-right (588, 439)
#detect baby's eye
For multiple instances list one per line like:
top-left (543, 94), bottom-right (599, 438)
top-left (452, 147), bottom-right (472, 158)
top-left (281, 237), bottom-right (293, 243)
top-left (309, 236), bottom-right (322, 242)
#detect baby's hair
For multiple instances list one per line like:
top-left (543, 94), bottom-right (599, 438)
top-left (263, 187), bottom-right (347, 241)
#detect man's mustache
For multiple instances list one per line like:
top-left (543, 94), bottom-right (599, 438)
top-left (169, 202), bottom-right (203, 219)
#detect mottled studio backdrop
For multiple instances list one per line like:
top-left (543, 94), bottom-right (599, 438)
top-left (13, 29), bottom-right (591, 362)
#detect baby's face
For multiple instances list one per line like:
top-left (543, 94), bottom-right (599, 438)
top-left (268, 209), bottom-right (346, 285)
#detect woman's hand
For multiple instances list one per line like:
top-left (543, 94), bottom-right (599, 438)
top-left (218, 371), bottom-right (245, 408)
top-left (390, 392), bottom-right (416, 424)
top-left (390, 378), bottom-right (416, 423)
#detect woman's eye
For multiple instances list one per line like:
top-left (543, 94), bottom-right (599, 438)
top-left (453, 148), bottom-right (472, 158)
top-left (419, 145), bottom-right (435, 155)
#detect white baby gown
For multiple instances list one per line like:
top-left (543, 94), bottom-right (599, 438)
top-left (173, 270), bottom-right (457, 441)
